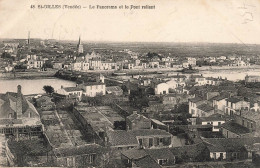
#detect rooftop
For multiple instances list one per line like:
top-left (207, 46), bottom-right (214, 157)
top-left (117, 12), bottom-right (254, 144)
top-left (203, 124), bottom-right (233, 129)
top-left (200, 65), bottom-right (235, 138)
top-left (107, 130), bottom-right (138, 147)
top-left (63, 87), bottom-right (83, 92)
top-left (130, 129), bottom-right (171, 137)
top-left (221, 121), bottom-right (250, 135)
top-left (54, 144), bottom-right (104, 157)
top-left (197, 104), bottom-right (214, 112)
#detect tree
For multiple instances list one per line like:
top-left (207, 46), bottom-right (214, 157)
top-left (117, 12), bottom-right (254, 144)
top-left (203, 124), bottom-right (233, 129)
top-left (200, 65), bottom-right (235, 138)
top-left (43, 85), bottom-right (54, 94)
top-left (42, 60), bottom-right (53, 69)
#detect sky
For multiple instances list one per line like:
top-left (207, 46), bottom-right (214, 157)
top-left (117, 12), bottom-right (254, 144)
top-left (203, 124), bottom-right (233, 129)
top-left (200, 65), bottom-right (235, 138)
top-left (0, 0), bottom-right (260, 44)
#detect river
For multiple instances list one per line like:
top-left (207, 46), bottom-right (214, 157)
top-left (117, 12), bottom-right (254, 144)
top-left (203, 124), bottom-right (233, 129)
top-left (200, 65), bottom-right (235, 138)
top-left (115, 66), bottom-right (260, 81)
top-left (0, 78), bottom-right (76, 95)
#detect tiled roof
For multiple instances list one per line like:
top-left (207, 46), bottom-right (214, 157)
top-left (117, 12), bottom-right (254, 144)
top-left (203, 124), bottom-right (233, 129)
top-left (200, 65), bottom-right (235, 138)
top-left (226, 97), bottom-right (243, 103)
top-left (130, 129), bottom-right (171, 137)
top-left (239, 111), bottom-right (260, 122)
top-left (107, 130), bottom-right (138, 147)
top-left (82, 82), bottom-right (105, 86)
top-left (127, 113), bottom-right (149, 122)
top-left (221, 121), bottom-right (250, 135)
top-left (54, 144), bottom-right (104, 157)
top-left (121, 149), bottom-right (147, 160)
top-left (145, 148), bottom-right (175, 160)
top-left (203, 137), bottom-right (260, 152)
top-left (170, 142), bottom-right (207, 159)
top-left (197, 104), bottom-right (214, 112)
top-left (199, 113), bottom-right (226, 122)
top-left (189, 97), bottom-right (204, 103)
top-left (106, 86), bottom-right (123, 92)
top-left (134, 155), bottom-right (161, 168)
top-left (63, 87), bottom-right (82, 92)
top-left (211, 95), bottom-right (227, 101)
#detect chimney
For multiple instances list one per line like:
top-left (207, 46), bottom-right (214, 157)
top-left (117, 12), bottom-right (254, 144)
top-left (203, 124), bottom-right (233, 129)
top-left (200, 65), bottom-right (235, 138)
top-left (16, 85), bottom-right (23, 119)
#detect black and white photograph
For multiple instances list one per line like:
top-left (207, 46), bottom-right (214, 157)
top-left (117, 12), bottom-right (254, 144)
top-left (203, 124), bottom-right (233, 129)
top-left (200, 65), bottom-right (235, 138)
top-left (1, 0), bottom-right (260, 167)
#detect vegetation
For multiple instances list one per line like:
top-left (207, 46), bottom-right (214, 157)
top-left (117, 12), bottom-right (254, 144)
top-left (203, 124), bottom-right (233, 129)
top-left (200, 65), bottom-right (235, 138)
top-left (43, 85), bottom-right (54, 94)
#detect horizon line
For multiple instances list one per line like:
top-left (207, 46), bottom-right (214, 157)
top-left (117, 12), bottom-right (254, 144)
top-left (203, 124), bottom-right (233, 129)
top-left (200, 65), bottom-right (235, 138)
top-left (1, 37), bottom-right (260, 45)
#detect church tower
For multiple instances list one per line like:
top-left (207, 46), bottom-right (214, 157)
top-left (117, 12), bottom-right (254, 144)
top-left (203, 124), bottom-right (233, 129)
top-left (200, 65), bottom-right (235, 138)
top-left (28, 31), bottom-right (30, 45)
top-left (77, 36), bottom-right (84, 55)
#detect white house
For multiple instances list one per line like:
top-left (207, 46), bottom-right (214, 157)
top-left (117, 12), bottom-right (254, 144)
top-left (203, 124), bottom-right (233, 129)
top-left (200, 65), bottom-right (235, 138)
top-left (56, 86), bottom-right (83, 101)
top-left (153, 82), bottom-right (169, 95)
top-left (225, 97), bottom-right (250, 116)
top-left (212, 95), bottom-right (227, 112)
top-left (189, 97), bottom-right (207, 117)
top-left (79, 82), bottom-right (106, 97)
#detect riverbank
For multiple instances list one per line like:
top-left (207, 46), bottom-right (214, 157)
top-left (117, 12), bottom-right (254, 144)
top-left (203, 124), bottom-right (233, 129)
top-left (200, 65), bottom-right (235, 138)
top-left (0, 70), bottom-right (56, 80)
top-left (1, 65), bottom-right (260, 80)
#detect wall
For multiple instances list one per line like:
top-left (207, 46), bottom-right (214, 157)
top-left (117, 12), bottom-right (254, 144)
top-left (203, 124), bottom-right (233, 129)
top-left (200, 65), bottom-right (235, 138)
top-left (210, 152), bottom-right (226, 160)
top-left (234, 115), bottom-right (256, 132)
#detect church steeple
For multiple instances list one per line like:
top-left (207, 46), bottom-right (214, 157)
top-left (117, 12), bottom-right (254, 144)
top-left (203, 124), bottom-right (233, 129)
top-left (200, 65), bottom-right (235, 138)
top-left (77, 35), bottom-right (83, 55)
top-left (78, 36), bottom-right (81, 45)
top-left (28, 31), bottom-right (30, 45)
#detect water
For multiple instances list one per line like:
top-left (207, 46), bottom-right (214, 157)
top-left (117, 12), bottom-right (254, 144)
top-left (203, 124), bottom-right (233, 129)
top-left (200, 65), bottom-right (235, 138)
top-left (0, 78), bottom-right (76, 95)
top-left (115, 67), bottom-right (260, 82)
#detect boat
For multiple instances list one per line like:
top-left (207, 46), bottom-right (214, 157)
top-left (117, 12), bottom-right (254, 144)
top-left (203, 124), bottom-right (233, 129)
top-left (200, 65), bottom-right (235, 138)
top-left (177, 68), bottom-right (199, 74)
top-left (112, 72), bottom-right (127, 76)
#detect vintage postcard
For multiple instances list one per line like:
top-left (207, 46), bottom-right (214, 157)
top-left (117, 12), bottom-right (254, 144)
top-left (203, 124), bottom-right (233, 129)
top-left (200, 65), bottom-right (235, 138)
top-left (1, 0), bottom-right (260, 167)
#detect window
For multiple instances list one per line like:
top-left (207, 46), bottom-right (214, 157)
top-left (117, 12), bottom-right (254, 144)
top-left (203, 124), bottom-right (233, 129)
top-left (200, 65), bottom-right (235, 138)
top-left (8, 113), bottom-right (12, 118)
top-left (158, 159), bottom-right (168, 165)
top-left (242, 120), bottom-right (244, 126)
top-left (149, 138), bottom-right (153, 147)
top-left (220, 153), bottom-right (224, 160)
top-left (138, 139), bottom-right (143, 146)
top-left (213, 153), bottom-right (216, 160)
top-left (251, 122), bottom-right (253, 128)
top-left (66, 157), bottom-right (74, 167)
top-left (218, 122), bottom-right (221, 126)
top-left (159, 138), bottom-right (163, 144)
top-left (88, 154), bottom-right (96, 164)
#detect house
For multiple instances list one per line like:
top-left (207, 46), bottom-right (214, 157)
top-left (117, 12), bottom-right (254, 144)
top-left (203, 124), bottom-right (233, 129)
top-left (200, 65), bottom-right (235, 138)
top-left (212, 95), bottom-right (227, 112)
top-left (170, 143), bottom-right (209, 162)
top-left (225, 97), bottom-right (250, 116)
top-left (26, 55), bottom-right (44, 69)
top-left (221, 121), bottom-right (251, 138)
top-left (233, 110), bottom-right (260, 136)
top-left (187, 57), bottom-right (196, 66)
top-left (152, 82), bottom-right (169, 95)
top-left (78, 82), bottom-right (106, 97)
top-left (245, 75), bottom-right (260, 83)
top-left (121, 148), bottom-right (175, 168)
top-left (189, 97), bottom-right (208, 117)
top-left (106, 86), bottom-right (123, 96)
top-left (106, 130), bottom-right (139, 150)
top-left (149, 61), bottom-right (159, 68)
top-left (56, 86), bottom-right (83, 101)
top-left (126, 112), bottom-right (151, 130)
top-left (53, 144), bottom-right (105, 167)
top-left (203, 138), bottom-right (260, 161)
top-left (53, 62), bottom-right (63, 69)
top-left (190, 75), bottom-right (207, 86)
top-left (130, 129), bottom-right (173, 149)
top-left (0, 85), bottom-right (42, 139)
top-left (196, 104), bottom-right (215, 117)
top-left (197, 114), bottom-right (226, 132)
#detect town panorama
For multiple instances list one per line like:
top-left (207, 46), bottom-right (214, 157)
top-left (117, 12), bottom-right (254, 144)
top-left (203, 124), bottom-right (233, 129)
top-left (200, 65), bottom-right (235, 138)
top-left (1, 35), bottom-right (260, 167)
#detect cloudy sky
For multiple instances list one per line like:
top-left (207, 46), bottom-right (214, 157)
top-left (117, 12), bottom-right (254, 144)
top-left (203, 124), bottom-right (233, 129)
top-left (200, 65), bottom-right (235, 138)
top-left (0, 0), bottom-right (260, 44)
